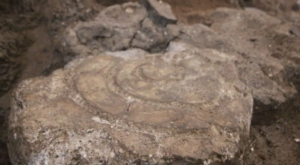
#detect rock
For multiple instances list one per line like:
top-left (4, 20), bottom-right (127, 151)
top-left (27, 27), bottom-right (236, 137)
top-left (209, 8), bottom-right (298, 104)
top-left (180, 8), bottom-right (297, 105)
top-left (130, 18), bottom-right (179, 52)
top-left (289, 26), bottom-right (300, 39)
top-left (141, 0), bottom-right (177, 26)
top-left (61, 2), bottom-right (179, 56)
top-left (8, 43), bottom-right (253, 164)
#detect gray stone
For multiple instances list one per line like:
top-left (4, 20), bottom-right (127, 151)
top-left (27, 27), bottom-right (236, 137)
top-left (131, 18), bottom-right (179, 52)
top-left (61, 2), bottom-right (179, 56)
top-left (180, 8), bottom-right (297, 105)
top-left (8, 43), bottom-right (253, 164)
top-left (141, 0), bottom-right (177, 27)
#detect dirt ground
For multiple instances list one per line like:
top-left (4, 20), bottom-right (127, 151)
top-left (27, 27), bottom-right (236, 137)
top-left (0, 0), bottom-right (300, 164)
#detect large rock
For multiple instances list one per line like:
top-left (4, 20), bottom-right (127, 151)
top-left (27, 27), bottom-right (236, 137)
top-left (8, 43), bottom-right (253, 164)
top-left (180, 8), bottom-right (298, 105)
top-left (60, 2), bottom-right (179, 56)
top-left (10, 2), bottom-right (300, 164)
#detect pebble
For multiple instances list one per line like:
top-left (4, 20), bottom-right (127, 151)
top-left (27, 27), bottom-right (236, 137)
top-left (141, 0), bottom-right (177, 26)
top-left (110, 152), bottom-right (115, 158)
top-left (125, 7), bottom-right (134, 13)
top-left (290, 26), bottom-right (300, 39)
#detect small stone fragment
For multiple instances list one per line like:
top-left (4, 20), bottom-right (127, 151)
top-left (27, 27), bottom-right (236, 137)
top-left (141, 0), bottom-right (177, 26)
top-left (125, 7), bottom-right (134, 13)
top-left (289, 26), bottom-right (300, 39)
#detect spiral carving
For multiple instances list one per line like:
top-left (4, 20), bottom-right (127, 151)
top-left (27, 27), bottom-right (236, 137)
top-left (73, 50), bottom-right (248, 130)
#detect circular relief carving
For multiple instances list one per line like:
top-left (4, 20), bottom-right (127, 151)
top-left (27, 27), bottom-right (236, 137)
top-left (75, 53), bottom-right (223, 126)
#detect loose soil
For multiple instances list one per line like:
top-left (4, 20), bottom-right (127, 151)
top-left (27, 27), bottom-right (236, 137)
top-left (0, 0), bottom-right (300, 165)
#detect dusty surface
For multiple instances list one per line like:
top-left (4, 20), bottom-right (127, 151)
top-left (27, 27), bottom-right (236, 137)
top-left (63, 2), bottom-right (297, 105)
top-left (1, 0), bottom-right (300, 165)
top-left (8, 43), bottom-right (253, 164)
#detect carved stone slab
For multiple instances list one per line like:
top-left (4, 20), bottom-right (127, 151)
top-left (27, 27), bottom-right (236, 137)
top-left (8, 43), bottom-right (253, 164)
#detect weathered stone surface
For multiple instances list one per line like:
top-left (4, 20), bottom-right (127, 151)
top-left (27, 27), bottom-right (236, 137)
top-left (180, 8), bottom-right (297, 104)
top-left (8, 43), bottom-right (253, 164)
top-left (9, 3), bottom-right (300, 165)
top-left (61, 2), bottom-right (179, 56)
top-left (141, 0), bottom-right (177, 26)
